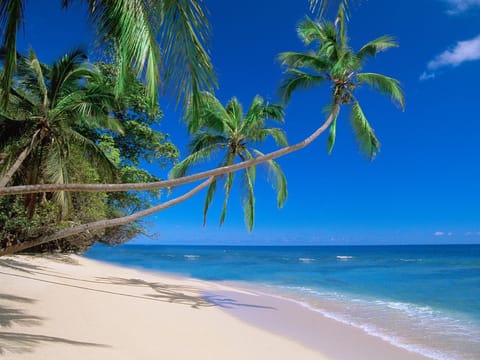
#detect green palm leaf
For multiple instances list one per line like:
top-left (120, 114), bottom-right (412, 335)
top-left (219, 153), bottom-right (235, 226)
top-left (242, 166), bottom-right (255, 231)
top-left (350, 101), bottom-right (380, 160)
top-left (49, 48), bottom-right (88, 106)
top-left (357, 35), bottom-right (398, 61)
top-left (327, 116), bottom-right (337, 155)
top-left (225, 97), bottom-right (243, 130)
top-left (169, 144), bottom-right (220, 178)
top-left (0, 0), bottom-right (24, 108)
top-left (82, 0), bottom-right (161, 109)
top-left (279, 69), bottom-right (325, 103)
top-left (249, 128), bottom-right (288, 147)
top-left (252, 149), bottom-right (287, 208)
top-left (278, 51), bottom-right (331, 72)
top-left (160, 0), bottom-right (217, 112)
top-left (356, 72), bottom-right (405, 110)
top-left (189, 132), bottom-right (226, 153)
top-left (202, 177), bottom-right (217, 226)
top-left (186, 91), bottom-right (229, 134)
top-left (43, 139), bottom-right (72, 218)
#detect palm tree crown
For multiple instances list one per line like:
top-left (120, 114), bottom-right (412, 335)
top-left (0, 48), bottom-right (122, 218)
top-left (0, 0), bottom-right (216, 112)
top-left (170, 92), bottom-right (288, 231)
top-left (278, 5), bottom-right (404, 159)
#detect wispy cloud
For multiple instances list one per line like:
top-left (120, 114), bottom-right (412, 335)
top-left (444, 0), bottom-right (480, 14)
top-left (420, 34), bottom-right (480, 80)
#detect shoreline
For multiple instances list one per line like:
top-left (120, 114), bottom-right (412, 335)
top-left (1, 254), bottom-right (428, 359)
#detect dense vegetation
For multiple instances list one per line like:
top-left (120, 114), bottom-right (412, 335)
top-left (0, 0), bottom-right (404, 255)
top-left (0, 52), bottom-right (177, 253)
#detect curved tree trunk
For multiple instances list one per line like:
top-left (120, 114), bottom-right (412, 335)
top-left (0, 103), bottom-right (340, 256)
top-left (0, 129), bottom-right (43, 187)
top-left (0, 104), bottom-right (340, 196)
top-left (0, 145), bottom-right (32, 187)
top-left (0, 177), bottom-right (215, 256)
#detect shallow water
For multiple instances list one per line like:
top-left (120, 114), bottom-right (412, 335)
top-left (85, 244), bottom-right (480, 360)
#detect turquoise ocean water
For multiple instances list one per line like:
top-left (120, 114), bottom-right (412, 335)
top-left (85, 244), bottom-right (480, 360)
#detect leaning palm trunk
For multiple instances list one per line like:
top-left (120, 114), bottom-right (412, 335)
top-left (0, 103), bottom-right (340, 196)
top-left (0, 129), bottom-right (43, 187)
top-left (0, 176), bottom-right (216, 256)
top-left (0, 103), bottom-right (340, 255)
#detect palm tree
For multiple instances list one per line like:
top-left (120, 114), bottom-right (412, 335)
top-left (170, 93), bottom-right (288, 231)
top-left (0, 48), bottom-right (122, 218)
top-left (0, 4), bottom-right (405, 254)
top-left (0, 0), bottom-right (216, 112)
top-left (278, 5), bottom-right (405, 159)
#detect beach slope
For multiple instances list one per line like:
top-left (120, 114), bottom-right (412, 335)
top-left (0, 255), bottom-right (427, 359)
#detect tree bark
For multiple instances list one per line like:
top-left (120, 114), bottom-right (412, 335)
top-left (0, 104), bottom-right (340, 196)
top-left (0, 177), bottom-right (215, 256)
top-left (0, 129), bottom-right (42, 187)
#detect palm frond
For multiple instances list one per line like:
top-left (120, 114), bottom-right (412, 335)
top-left (89, 0), bottom-right (161, 109)
top-left (310, 0), bottom-right (351, 17)
top-left (186, 91), bottom-right (229, 134)
top-left (357, 35), bottom-right (398, 61)
top-left (27, 49), bottom-right (48, 107)
top-left (356, 72), bottom-right (405, 110)
top-left (252, 149), bottom-right (287, 208)
top-left (169, 144), bottom-right (220, 178)
top-left (225, 97), bottom-right (243, 130)
top-left (63, 127), bottom-right (119, 182)
top-left (248, 128), bottom-right (288, 147)
top-left (327, 115), bottom-right (337, 155)
top-left (277, 51), bottom-right (331, 72)
top-left (202, 177), bottom-right (217, 226)
top-left (241, 164), bottom-right (256, 232)
top-left (0, 0), bottom-right (24, 109)
top-left (49, 48), bottom-right (89, 105)
top-left (278, 69), bottom-right (325, 103)
top-left (189, 132), bottom-right (226, 153)
top-left (350, 101), bottom-right (380, 160)
top-left (43, 139), bottom-right (72, 218)
top-left (160, 0), bottom-right (217, 112)
top-left (297, 17), bottom-right (328, 46)
top-left (219, 153), bottom-right (235, 226)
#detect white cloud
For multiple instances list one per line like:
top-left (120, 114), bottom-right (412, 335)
top-left (434, 231), bottom-right (445, 236)
top-left (428, 35), bottom-right (480, 69)
top-left (420, 34), bottom-right (480, 80)
top-left (444, 0), bottom-right (480, 14)
top-left (419, 71), bottom-right (435, 81)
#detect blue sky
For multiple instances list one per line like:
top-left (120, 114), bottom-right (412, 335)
top-left (15, 0), bottom-right (480, 245)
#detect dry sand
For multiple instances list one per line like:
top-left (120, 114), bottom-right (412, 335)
top-left (0, 255), bottom-right (428, 359)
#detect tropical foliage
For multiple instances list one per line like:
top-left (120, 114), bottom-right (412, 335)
top-left (0, 48), bottom-right (123, 218)
top-left (278, 4), bottom-right (404, 160)
top-left (0, 50), bottom-right (178, 252)
top-left (0, 0), bottom-right (216, 111)
top-left (170, 93), bottom-right (287, 231)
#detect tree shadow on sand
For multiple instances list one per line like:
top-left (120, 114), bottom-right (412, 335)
top-left (0, 293), bottom-right (108, 355)
top-left (97, 277), bottom-right (276, 310)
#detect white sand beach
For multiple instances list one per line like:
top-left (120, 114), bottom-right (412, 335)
top-left (0, 255), bottom-right (428, 359)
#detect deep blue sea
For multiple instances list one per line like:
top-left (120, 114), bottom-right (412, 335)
top-left (85, 244), bottom-right (480, 360)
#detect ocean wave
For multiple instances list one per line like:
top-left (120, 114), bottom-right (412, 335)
top-left (336, 255), bottom-right (353, 260)
top-left (259, 291), bottom-right (460, 360)
top-left (184, 255), bottom-right (200, 260)
top-left (298, 258), bottom-right (315, 263)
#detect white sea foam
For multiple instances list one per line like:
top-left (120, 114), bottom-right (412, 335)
top-left (184, 255), bottom-right (200, 260)
top-left (298, 258), bottom-right (315, 263)
top-left (336, 255), bottom-right (353, 260)
top-left (256, 285), bottom-right (474, 360)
